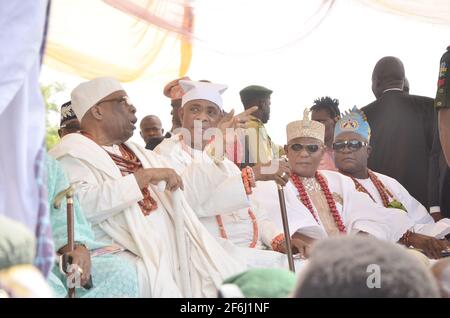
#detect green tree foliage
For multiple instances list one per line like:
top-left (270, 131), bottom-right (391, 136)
top-left (41, 82), bottom-right (66, 149)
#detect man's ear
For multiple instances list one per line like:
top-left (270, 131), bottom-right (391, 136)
top-left (161, 128), bottom-right (164, 135)
top-left (284, 144), bottom-right (289, 155)
top-left (89, 105), bottom-right (103, 120)
top-left (178, 107), bottom-right (184, 123)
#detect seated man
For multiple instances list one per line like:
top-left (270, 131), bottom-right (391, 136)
top-left (49, 77), bottom-right (244, 297)
top-left (155, 80), bottom-right (301, 267)
top-left (46, 154), bottom-right (139, 298)
top-left (252, 109), bottom-right (414, 257)
top-left (333, 107), bottom-right (450, 259)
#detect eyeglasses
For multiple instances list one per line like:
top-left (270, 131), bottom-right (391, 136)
top-left (60, 124), bottom-right (80, 130)
top-left (289, 143), bottom-right (322, 154)
top-left (96, 96), bottom-right (132, 107)
top-left (332, 140), bottom-right (368, 151)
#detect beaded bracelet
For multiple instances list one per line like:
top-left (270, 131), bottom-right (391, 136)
top-left (241, 167), bottom-right (256, 195)
top-left (271, 233), bottom-right (285, 252)
top-left (399, 230), bottom-right (412, 247)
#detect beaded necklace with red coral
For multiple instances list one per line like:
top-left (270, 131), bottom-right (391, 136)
top-left (291, 172), bottom-right (346, 233)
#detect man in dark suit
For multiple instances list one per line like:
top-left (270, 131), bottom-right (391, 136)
top-left (362, 56), bottom-right (437, 209)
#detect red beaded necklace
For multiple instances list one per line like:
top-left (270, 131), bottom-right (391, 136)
top-left (349, 170), bottom-right (393, 208)
top-left (291, 172), bottom-right (346, 233)
top-left (80, 131), bottom-right (158, 215)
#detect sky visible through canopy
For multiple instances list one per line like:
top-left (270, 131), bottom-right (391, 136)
top-left (41, 0), bottom-right (450, 146)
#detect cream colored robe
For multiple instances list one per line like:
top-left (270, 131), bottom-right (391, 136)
top-left (49, 133), bottom-right (245, 298)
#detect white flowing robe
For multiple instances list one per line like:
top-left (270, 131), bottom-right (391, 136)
top-left (251, 170), bottom-right (414, 242)
top-left (155, 135), bottom-right (295, 269)
top-left (49, 134), bottom-right (245, 297)
top-left (356, 172), bottom-right (450, 239)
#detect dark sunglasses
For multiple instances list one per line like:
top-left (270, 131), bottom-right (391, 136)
top-left (289, 143), bottom-right (322, 154)
top-left (332, 140), bottom-right (368, 151)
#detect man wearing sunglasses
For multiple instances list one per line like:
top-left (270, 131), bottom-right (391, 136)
top-left (334, 108), bottom-right (450, 259)
top-left (252, 109), bottom-right (414, 258)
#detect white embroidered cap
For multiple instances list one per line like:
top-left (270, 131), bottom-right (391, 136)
top-left (71, 77), bottom-right (124, 121)
top-left (179, 80), bottom-right (228, 109)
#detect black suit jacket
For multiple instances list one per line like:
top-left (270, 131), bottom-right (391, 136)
top-left (362, 90), bottom-right (436, 208)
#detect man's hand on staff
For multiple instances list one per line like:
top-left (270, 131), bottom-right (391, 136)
top-left (59, 245), bottom-right (92, 287)
top-left (253, 159), bottom-right (291, 186)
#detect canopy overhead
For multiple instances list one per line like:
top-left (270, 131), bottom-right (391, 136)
top-left (44, 0), bottom-right (193, 82)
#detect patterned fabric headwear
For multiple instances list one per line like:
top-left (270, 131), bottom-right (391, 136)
top-left (334, 106), bottom-right (371, 141)
top-left (59, 101), bottom-right (77, 127)
top-left (286, 108), bottom-right (325, 143)
top-left (220, 268), bottom-right (296, 298)
top-left (163, 76), bottom-right (191, 101)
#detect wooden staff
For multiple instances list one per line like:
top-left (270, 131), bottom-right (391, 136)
top-left (277, 183), bottom-right (295, 272)
top-left (53, 184), bottom-right (77, 298)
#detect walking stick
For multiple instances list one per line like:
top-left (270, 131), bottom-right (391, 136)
top-left (277, 184), bottom-right (295, 272)
top-left (53, 183), bottom-right (80, 298)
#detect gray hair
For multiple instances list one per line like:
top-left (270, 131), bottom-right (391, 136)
top-left (293, 235), bottom-right (440, 298)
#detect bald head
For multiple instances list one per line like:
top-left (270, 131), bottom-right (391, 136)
top-left (371, 56), bottom-right (405, 98)
top-left (140, 115), bottom-right (164, 144)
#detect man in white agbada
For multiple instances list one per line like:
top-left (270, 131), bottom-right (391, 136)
top-left (251, 109), bottom-right (415, 255)
top-left (154, 80), bottom-right (304, 268)
top-left (49, 77), bottom-right (245, 297)
top-left (333, 107), bottom-right (450, 259)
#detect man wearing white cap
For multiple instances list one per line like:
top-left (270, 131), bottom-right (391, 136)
top-left (251, 109), bottom-right (415, 256)
top-left (49, 77), bottom-right (245, 297)
top-left (154, 80), bottom-right (305, 268)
